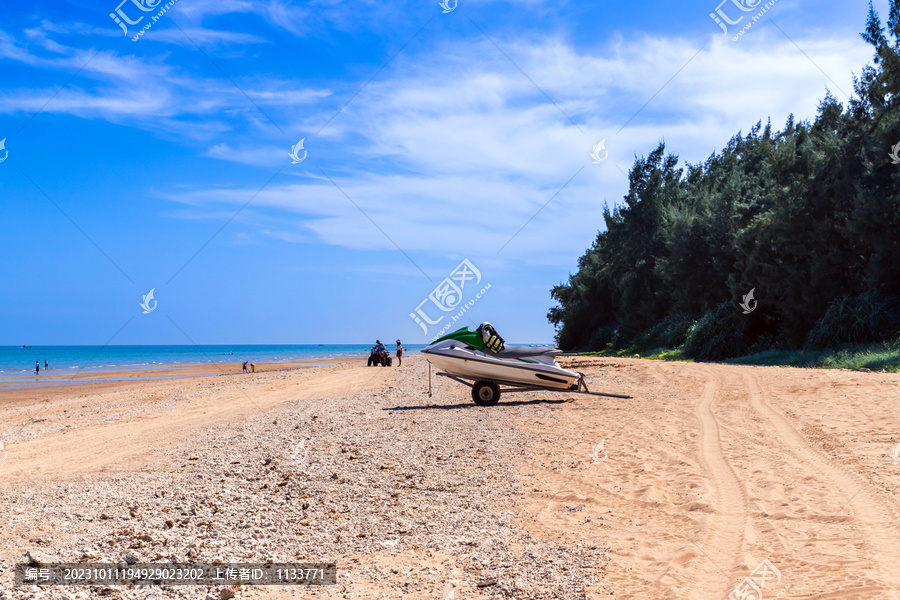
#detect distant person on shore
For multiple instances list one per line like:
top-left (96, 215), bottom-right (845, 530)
top-left (396, 340), bottom-right (403, 367)
top-left (35, 361), bottom-right (39, 374)
top-left (44, 360), bottom-right (48, 370)
top-left (242, 361), bottom-right (248, 373)
top-left (250, 363), bottom-right (256, 373)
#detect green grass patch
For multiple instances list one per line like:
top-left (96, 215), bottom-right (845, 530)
top-left (564, 342), bottom-right (900, 371)
top-left (643, 348), bottom-right (691, 361)
top-left (728, 343), bottom-right (900, 372)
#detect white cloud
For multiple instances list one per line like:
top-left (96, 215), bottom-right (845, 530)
top-left (170, 0), bottom-right (411, 36)
top-left (0, 27), bottom-right (330, 140)
top-left (157, 27), bottom-right (873, 266)
top-left (206, 142), bottom-right (286, 164)
top-left (146, 27), bottom-right (269, 46)
top-left (1, 15), bottom-right (875, 265)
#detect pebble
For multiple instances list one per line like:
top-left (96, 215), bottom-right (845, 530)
top-left (25, 549), bottom-right (54, 566)
top-left (0, 360), bottom-right (611, 599)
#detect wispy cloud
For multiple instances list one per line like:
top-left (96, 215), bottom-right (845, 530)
top-left (1, 15), bottom-right (872, 264)
top-left (0, 26), bottom-right (330, 138)
top-left (157, 29), bottom-right (870, 263)
top-left (147, 27), bottom-right (269, 46)
top-left (172, 0), bottom-right (414, 36)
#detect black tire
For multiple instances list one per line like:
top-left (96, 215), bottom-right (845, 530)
top-left (471, 380), bottom-right (500, 406)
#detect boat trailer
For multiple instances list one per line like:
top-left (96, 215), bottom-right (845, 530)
top-left (428, 365), bottom-right (632, 406)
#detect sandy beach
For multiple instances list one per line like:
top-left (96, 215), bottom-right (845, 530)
top-left (1, 357), bottom-right (898, 600)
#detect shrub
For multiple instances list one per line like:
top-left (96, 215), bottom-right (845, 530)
top-left (683, 302), bottom-right (751, 360)
top-left (637, 313), bottom-right (694, 349)
top-left (805, 291), bottom-right (900, 349)
top-left (588, 325), bottom-right (618, 351)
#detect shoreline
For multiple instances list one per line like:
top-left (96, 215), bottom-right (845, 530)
top-left (0, 357), bottom-right (370, 392)
top-left (0, 344), bottom-right (425, 379)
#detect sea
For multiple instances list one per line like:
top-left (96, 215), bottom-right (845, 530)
top-left (1, 342), bottom-right (556, 389)
top-left (0, 344), bottom-right (426, 379)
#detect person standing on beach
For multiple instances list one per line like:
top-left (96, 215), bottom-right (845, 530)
top-left (396, 340), bottom-right (403, 367)
top-left (242, 361), bottom-right (248, 373)
top-left (250, 363), bottom-right (256, 373)
top-left (35, 361), bottom-right (39, 374)
top-left (44, 360), bottom-right (48, 370)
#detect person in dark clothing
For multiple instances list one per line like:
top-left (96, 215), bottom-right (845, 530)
top-left (396, 340), bottom-right (403, 367)
top-left (35, 361), bottom-right (39, 374)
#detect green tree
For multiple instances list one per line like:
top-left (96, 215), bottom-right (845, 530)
top-left (549, 1), bottom-right (900, 356)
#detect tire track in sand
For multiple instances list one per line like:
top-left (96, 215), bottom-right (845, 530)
top-left (689, 369), bottom-right (749, 599)
top-left (747, 372), bottom-right (900, 599)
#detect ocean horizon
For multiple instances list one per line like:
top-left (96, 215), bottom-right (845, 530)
top-left (1, 342), bottom-right (557, 376)
top-left (0, 344), bottom-right (430, 376)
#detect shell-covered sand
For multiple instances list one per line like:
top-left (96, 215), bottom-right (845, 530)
top-left (1, 357), bottom-right (898, 599)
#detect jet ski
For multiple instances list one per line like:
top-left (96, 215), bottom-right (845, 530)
top-left (422, 323), bottom-right (581, 395)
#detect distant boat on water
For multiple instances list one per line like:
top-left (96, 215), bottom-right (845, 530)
top-left (22, 345), bottom-right (31, 348)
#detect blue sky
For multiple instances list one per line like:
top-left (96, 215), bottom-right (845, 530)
top-left (0, 0), bottom-right (887, 345)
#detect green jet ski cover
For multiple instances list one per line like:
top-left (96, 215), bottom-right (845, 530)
top-left (432, 322), bottom-right (505, 353)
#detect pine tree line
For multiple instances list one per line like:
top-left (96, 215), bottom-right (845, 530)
top-left (548, 2), bottom-right (900, 359)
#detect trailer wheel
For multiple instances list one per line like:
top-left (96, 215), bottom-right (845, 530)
top-left (472, 380), bottom-right (500, 406)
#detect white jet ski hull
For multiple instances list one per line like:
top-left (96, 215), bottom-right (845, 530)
top-left (423, 341), bottom-right (580, 390)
